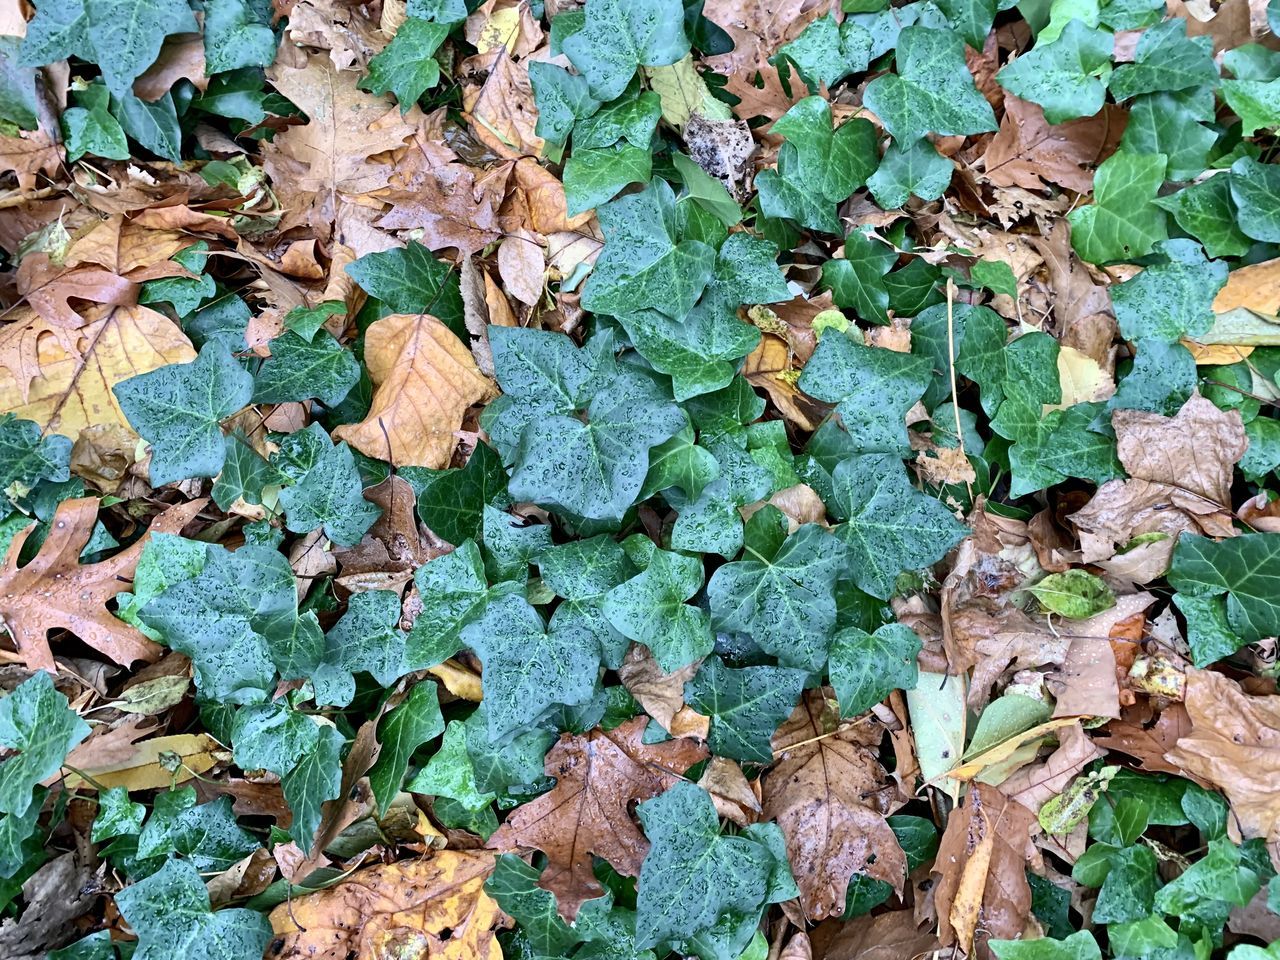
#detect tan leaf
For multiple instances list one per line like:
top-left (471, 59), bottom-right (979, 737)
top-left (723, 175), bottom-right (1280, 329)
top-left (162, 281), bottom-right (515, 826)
top-left (1165, 668), bottom-right (1280, 843)
top-left (63, 733), bottom-right (221, 791)
top-left (1212, 255), bottom-right (1280, 315)
top-left (697, 756), bottom-right (762, 826)
top-left (1001, 722), bottom-right (1105, 814)
top-left (461, 51), bottom-right (544, 159)
top-left (949, 806), bottom-right (993, 955)
top-left (0, 304), bottom-right (196, 437)
top-left (267, 852), bottom-right (505, 960)
top-left (1069, 477), bottom-right (1236, 567)
top-left (486, 716), bottom-right (707, 919)
top-left (617, 642), bottom-right (709, 739)
top-left (982, 95), bottom-right (1127, 194)
top-left (133, 33), bottom-right (207, 100)
top-left (0, 124), bottom-right (62, 193)
top-left (1113, 392), bottom-right (1247, 506)
top-left (333, 313), bottom-right (495, 468)
top-left (497, 229), bottom-right (545, 307)
top-left (0, 498), bottom-right (205, 672)
top-left (932, 784), bottom-right (1035, 955)
top-left (764, 690), bottom-right (904, 920)
top-left (811, 908), bottom-right (939, 960)
top-left (1094, 704), bottom-right (1198, 779)
top-left (1051, 344), bottom-right (1114, 409)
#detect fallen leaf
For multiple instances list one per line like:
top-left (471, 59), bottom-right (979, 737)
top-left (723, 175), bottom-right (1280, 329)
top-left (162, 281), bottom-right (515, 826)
top-left (63, 733), bottom-right (222, 791)
top-left (698, 756), bottom-right (762, 826)
top-left (949, 805), bottom-right (993, 955)
top-left (1165, 667), bottom-right (1280, 843)
top-left (812, 908), bottom-right (940, 960)
top-left (333, 313), bottom-right (495, 468)
top-left (764, 690), bottom-right (904, 920)
top-left (983, 96), bottom-right (1126, 194)
top-left (266, 852), bottom-right (505, 960)
top-left (486, 716), bottom-right (707, 919)
top-left (617, 643), bottom-right (710, 739)
top-left (461, 51), bottom-right (544, 159)
top-left (0, 498), bottom-right (205, 672)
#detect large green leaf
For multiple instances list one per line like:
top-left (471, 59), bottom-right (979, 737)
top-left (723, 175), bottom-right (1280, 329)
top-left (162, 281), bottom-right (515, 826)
top-left (1111, 240), bottom-right (1228, 344)
top-left (996, 20), bottom-right (1113, 124)
top-left (135, 788), bottom-right (259, 871)
top-left (277, 428), bottom-right (381, 547)
top-left (635, 782), bottom-right (777, 948)
top-left (114, 858), bottom-right (272, 960)
top-left (1067, 151), bottom-right (1168, 265)
top-left (359, 18), bottom-right (449, 111)
top-left (529, 61), bottom-right (601, 146)
top-left (821, 229), bottom-right (894, 325)
top-left (406, 541), bottom-right (518, 668)
top-left (1120, 88), bottom-right (1218, 182)
top-left (1230, 155), bottom-right (1280, 242)
top-left (313, 590), bottom-right (408, 707)
top-left (707, 510), bottom-right (848, 672)
top-left (114, 344), bottom-right (253, 487)
top-left (344, 241), bottom-right (464, 328)
top-left (867, 136), bottom-right (954, 209)
top-left (281, 724), bottom-right (344, 852)
top-left (684, 656), bottom-right (807, 763)
top-left (0, 37), bottom-right (38, 129)
top-left (560, 0), bottom-right (690, 101)
top-left (774, 14), bottom-right (874, 87)
top-left (831, 454), bottom-right (968, 599)
top-left (1153, 175), bottom-right (1252, 260)
top-left (1107, 19), bottom-right (1218, 101)
top-left (1168, 533), bottom-right (1280, 643)
top-left (798, 332), bottom-right (933, 454)
top-left (367, 682), bottom-right (444, 814)
top-left (461, 593), bottom-right (600, 740)
top-left (862, 26), bottom-right (997, 143)
top-left (564, 143), bottom-right (653, 216)
top-left (83, 0), bottom-right (198, 96)
top-left (416, 441), bottom-right (509, 546)
top-left (989, 931), bottom-right (1102, 960)
top-left (828, 622), bottom-right (922, 717)
top-left (230, 701), bottom-right (319, 776)
top-left (0, 673), bottom-right (90, 817)
top-left (203, 0), bottom-right (276, 73)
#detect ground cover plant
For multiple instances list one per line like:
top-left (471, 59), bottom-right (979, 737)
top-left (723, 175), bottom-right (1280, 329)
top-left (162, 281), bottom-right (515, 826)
top-left (0, 0), bottom-right (1279, 956)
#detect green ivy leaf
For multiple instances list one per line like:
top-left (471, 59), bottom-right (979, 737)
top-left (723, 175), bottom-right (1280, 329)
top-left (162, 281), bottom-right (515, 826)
top-left (1028, 569), bottom-right (1116, 619)
top-left (1067, 151), bottom-right (1168, 265)
top-left (282, 301), bottom-right (344, 342)
top-left (313, 590), bottom-right (407, 706)
top-left (18, 0), bottom-right (95, 70)
top-left (641, 427), bottom-right (720, 502)
top-left (603, 546), bottom-right (712, 672)
top-left (281, 723), bottom-right (344, 853)
top-left (707, 513), bottom-right (848, 672)
top-left (485, 855), bottom-right (580, 956)
top-left (1107, 19), bottom-right (1219, 101)
top-left (1154, 837), bottom-right (1262, 917)
top-left (529, 61), bottom-right (601, 146)
top-left (345, 242), bottom-right (464, 328)
top-left (114, 858), bottom-right (271, 960)
top-left (112, 90), bottom-right (183, 163)
top-left (92, 787), bottom-right (146, 843)
top-left (406, 542), bottom-right (518, 668)
top-left (114, 343), bottom-right (253, 487)
top-left (635, 782), bottom-right (777, 948)
top-left (0, 673), bottom-right (90, 817)
top-left (406, 719), bottom-right (496, 811)
top-left (1109, 340), bottom-right (1197, 417)
top-left (211, 432), bottom-right (283, 512)
top-left (866, 136), bottom-right (954, 209)
top-left (564, 143), bottom-right (653, 216)
top-left (581, 179), bottom-right (716, 320)
top-left (684, 656), bottom-right (807, 763)
top-left (1168, 533), bottom-right (1280, 643)
top-left (756, 97), bottom-right (878, 233)
top-left (135, 787), bottom-right (259, 871)
top-left (1004, 400), bottom-right (1123, 496)
top-left (416, 442), bottom-right (509, 546)
top-left (831, 454), bottom-right (968, 599)
top-left (406, 0), bottom-right (467, 21)
top-left (773, 14), bottom-right (872, 87)
top-left (360, 18), bottom-right (449, 111)
top-left (367, 682), bottom-right (444, 814)
top-left (573, 88), bottom-right (661, 149)
top-left (799, 332), bottom-right (933, 454)
top-left (560, 0), bottom-right (690, 101)
top-left (821, 230), bottom-right (894, 325)
top-left (83, 0), bottom-right (198, 96)
top-left (203, 0), bottom-right (276, 73)
top-left (828, 622), bottom-right (922, 717)
top-left (1158, 174), bottom-right (1252, 260)
top-left (538, 536), bottom-right (634, 669)
top-left (1120, 88), bottom-right (1218, 182)
top-left (0, 415), bottom-right (70, 498)
top-left (989, 931), bottom-right (1102, 960)
top-left (0, 37), bottom-right (38, 129)
top-left (670, 445), bottom-right (773, 558)
top-left (62, 98), bottom-right (130, 162)
top-left (1223, 76), bottom-right (1280, 135)
top-left (230, 701), bottom-right (320, 775)
top-left (996, 20), bottom-right (1113, 124)
top-left (1112, 240), bottom-right (1227, 344)
top-left (278, 427), bottom-right (381, 546)
top-left (462, 593), bottom-right (600, 741)
top-left (862, 26), bottom-right (997, 143)
top-left (1230, 155), bottom-right (1280, 242)
top-left (252, 331), bottom-right (360, 408)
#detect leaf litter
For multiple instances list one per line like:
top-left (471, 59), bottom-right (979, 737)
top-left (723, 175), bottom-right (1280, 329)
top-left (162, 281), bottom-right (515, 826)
top-left (0, 0), bottom-right (1278, 958)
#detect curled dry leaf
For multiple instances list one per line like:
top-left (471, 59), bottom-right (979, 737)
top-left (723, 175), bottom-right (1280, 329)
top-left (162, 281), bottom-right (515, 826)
top-left (764, 689), bottom-right (904, 920)
top-left (811, 908), bottom-right (939, 960)
top-left (617, 642), bottom-right (710, 739)
top-left (0, 497), bottom-right (205, 672)
top-left (333, 313), bottom-right (496, 468)
top-left (1165, 667), bottom-right (1280, 843)
top-left (982, 96), bottom-right (1126, 194)
top-left (698, 756), bottom-right (762, 826)
top-left (266, 851), bottom-right (505, 960)
top-left (486, 716), bottom-right (707, 919)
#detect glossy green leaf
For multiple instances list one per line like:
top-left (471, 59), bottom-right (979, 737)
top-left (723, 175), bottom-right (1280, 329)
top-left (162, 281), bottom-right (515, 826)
top-left (564, 143), bottom-right (653, 216)
top-left (867, 136), bottom-right (954, 209)
top-left (281, 723), bottom-right (344, 853)
top-left (344, 241), bottom-right (464, 327)
top-left (560, 0), bottom-right (690, 101)
top-left (83, 0), bottom-right (198, 96)
top-left (603, 547), bottom-right (712, 672)
top-left (1112, 240), bottom-right (1227, 344)
top-left (1107, 19), bottom-right (1219, 101)
top-left (996, 20), bottom-right (1112, 124)
top-left (1067, 151), bottom-right (1168, 265)
top-left (0, 673), bottom-right (90, 817)
top-left (252, 331), bottom-right (360, 408)
top-left (684, 656), bottom-right (807, 763)
top-left (828, 622), bottom-right (922, 717)
top-left (360, 18), bottom-right (449, 111)
top-left (1168, 533), bottom-right (1280, 643)
top-left (1230, 155), bottom-right (1280, 242)
top-left (203, 0), bottom-right (276, 73)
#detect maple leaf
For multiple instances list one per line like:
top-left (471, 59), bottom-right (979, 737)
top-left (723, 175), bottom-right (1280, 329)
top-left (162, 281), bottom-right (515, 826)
top-left (487, 716), bottom-right (707, 920)
top-left (763, 689), bottom-right (905, 920)
top-left (0, 497), bottom-right (205, 672)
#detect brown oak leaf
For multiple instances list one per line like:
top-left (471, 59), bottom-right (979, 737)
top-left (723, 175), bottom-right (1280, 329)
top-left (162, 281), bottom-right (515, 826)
top-left (983, 95), bottom-right (1126, 194)
top-left (763, 689), bottom-right (904, 920)
top-left (0, 497), bottom-right (205, 672)
top-left (486, 715), bottom-right (707, 920)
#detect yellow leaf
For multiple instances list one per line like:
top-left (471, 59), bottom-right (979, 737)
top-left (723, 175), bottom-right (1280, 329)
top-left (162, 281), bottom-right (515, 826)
top-left (0, 304), bottom-right (195, 441)
top-left (1181, 341), bottom-right (1255, 364)
top-left (949, 808), bottom-right (992, 955)
top-left (946, 716), bottom-right (1081, 781)
top-left (429, 659), bottom-right (484, 702)
top-left (643, 55), bottom-right (731, 130)
top-left (64, 733), bottom-right (221, 791)
top-left (333, 313), bottom-right (495, 468)
top-left (473, 4), bottom-right (521, 53)
top-left (1048, 344), bottom-right (1112, 410)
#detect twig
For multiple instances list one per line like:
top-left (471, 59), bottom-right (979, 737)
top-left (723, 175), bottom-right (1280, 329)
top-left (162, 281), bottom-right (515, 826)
top-left (0, 187), bottom-right (57, 209)
top-left (945, 278), bottom-right (974, 500)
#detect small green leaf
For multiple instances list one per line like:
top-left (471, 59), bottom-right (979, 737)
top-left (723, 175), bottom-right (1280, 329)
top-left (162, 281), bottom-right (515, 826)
top-left (529, 61), bottom-right (601, 146)
top-left (230, 701), bottom-right (320, 775)
top-left (345, 241), bottom-right (464, 328)
top-left (564, 143), bottom-right (653, 216)
top-left (996, 20), bottom-right (1112, 124)
top-left (282, 301), bottom-right (345, 342)
top-left (136, 787), bottom-right (259, 870)
top-left (0, 672), bottom-right (90, 817)
top-left (1223, 77), bottom-right (1280, 135)
top-left (367, 683), bottom-right (444, 814)
top-left (252, 331), bottom-right (360, 408)
top-left (867, 136), bottom-right (954, 209)
top-left (1169, 533), bottom-right (1280, 643)
top-left (1112, 240), bottom-right (1227, 344)
top-left (211, 431), bottom-right (283, 511)
top-left (989, 931), bottom-right (1102, 960)
top-left (1230, 155), bottom-right (1280, 243)
top-left (1107, 19), bottom-right (1219, 101)
top-left (92, 786), bottom-right (146, 843)
top-left (485, 855), bottom-right (580, 956)
top-left (0, 415), bottom-right (70, 498)
top-left (203, 0), bottom-right (276, 73)
top-left (1067, 151), bottom-right (1168, 265)
top-left (603, 547), bottom-right (712, 672)
top-left (406, 542), bottom-right (517, 668)
top-left (1120, 88), bottom-right (1218, 182)
top-left (417, 442), bottom-right (509, 546)
top-left (278, 426), bottom-right (381, 546)
top-left (406, 719), bottom-right (496, 811)
top-left (560, 0), bottom-right (690, 101)
top-left (112, 90), bottom-right (182, 163)
top-left (821, 230), bottom-right (893, 325)
top-left (62, 102), bottom-right (130, 161)
top-left (114, 858), bottom-right (272, 960)
top-left (282, 723), bottom-right (344, 853)
top-left (1028, 570), bottom-right (1115, 619)
top-left (1152, 175), bottom-right (1251, 260)
top-left (684, 656), bottom-right (807, 763)
top-left (114, 343), bottom-right (253, 488)
top-left (360, 18), bottom-right (449, 111)
top-left (828, 622), bottom-right (922, 716)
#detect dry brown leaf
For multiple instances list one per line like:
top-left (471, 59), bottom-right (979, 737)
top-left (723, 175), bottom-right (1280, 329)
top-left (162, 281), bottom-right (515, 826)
top-left (932, 784), bottom-right (1036, 956)
top-left (497, 229), bottom-right (545, 306)
top-left (1094, 704), bottom-right (1198, 779)
top-left (1113, 392), bottom-right (1247, 506)
top-left (0, 498), bottom-right (205, 672)
top-left (63, 732), bottom-right (222, 791)
top-left (461, 51), bottom-right (544, 159)
top-left (811, 908), bottom-right (940, 960)
top-left (17, 255), bottom-right (139, 329)
top-left (1165, 668), bottom-right (1280, 843)
top-left (617, 642), bottom-right (710, 739)
top-left (0, 304), bottom-right (196, 438)
top-left (1000, 721), bottom-right (1105, 814)
top-left (333, 313), bottom-right (495, 468)
top-left (743, 334), bottom-right (823, 430)
top-left (486, 716), bottom-right (708, 919)
top-left (697, 756), bottom-right (762, 826)
top-left (983, 96), bottom-right (1126, 194)
top-left (1212, 254), bottom-right (1280, 315)
top-left (266, 852), bottom-right (505, 960)
top-left (764, 690), bottom-right (904, 920)
top-left (950, 806), bottom-right (994, 955)
top-left (133, 33), bottom-right (207, 100)
top-left (0, 124), bottom-right (62, 193)
top-left (263, 48), bottom-right (417, 239)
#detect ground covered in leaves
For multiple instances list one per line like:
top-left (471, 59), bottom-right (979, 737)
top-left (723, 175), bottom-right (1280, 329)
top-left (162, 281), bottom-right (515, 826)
top-left (0, 0), bottom-right (1279, 957)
